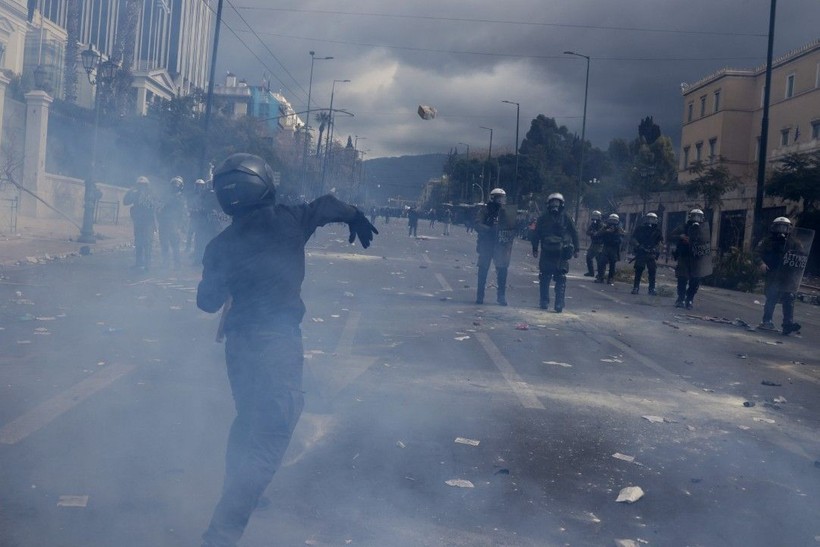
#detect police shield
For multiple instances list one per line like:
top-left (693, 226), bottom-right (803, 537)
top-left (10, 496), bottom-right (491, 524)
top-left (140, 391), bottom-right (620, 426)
top-left (496, 204), bottom-right (518, 245)
top-left (689, 222), bottom-right (713, 278)
top-left (774, 227), bottom-right (815, 292)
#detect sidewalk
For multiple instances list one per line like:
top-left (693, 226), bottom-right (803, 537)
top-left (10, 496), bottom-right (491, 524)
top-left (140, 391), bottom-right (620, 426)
top-left (0, 215), bottom-right (133, 268)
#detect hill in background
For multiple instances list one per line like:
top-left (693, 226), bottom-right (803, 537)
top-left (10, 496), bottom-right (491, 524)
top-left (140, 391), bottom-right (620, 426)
top-left (363, 154), bottom-right (447, 204)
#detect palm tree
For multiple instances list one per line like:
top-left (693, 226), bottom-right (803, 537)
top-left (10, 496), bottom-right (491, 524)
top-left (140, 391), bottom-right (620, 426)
top-left (315, 112), bottom-right (331, 156)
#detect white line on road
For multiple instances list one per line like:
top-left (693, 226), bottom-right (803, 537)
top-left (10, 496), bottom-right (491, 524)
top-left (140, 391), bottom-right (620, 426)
top-left (435, 273), bottom-right (453, 292)
top-left (0, 363), bottom-right (136, 445)
top-left (422, 254), bottom-right (432, 264)
top-left (475, 333), bottom-right (545, 410)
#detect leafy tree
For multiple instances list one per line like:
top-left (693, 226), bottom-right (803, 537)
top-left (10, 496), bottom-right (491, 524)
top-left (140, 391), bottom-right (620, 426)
top-left (314, 112), bottom-right (331, 156)
top-left (684, 159), bottom-right (740, 211)
top-left (765, 151), bottom-right (820, 213)
top-left (638, 116), bottom-right (661, 145)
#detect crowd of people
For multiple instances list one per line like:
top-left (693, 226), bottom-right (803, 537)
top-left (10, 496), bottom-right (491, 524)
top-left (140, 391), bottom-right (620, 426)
top-left (122, 174), bottom-right (228, 271)
top-left (471, 187), bottom-right (808, 337)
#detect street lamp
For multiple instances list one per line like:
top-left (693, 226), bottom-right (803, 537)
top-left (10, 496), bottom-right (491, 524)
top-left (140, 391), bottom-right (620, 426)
top-left (501, 100), bottom-right (520, 202)
top-left (564, 50), bottom-right (590, 223)
top-left (480, 126), bottom-right (493, 194)
top-left (472, 182), bottom-right (485, 203)
top-left (78, 44), bottom-right (119, 243)
top-left (301, 51), bottom-right (333, 197)
top-left (321, 79), bottom-right (350, 192)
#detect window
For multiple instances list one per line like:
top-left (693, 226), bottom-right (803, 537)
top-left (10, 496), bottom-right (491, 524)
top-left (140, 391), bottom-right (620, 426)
top-left (709, 138), bottom-right (717, 158)
top-left (683, 146), bottom-right (690, 168)
top-left (699, 96), bottom-right (706, 117)
top-left (695, 142), bottom-right (703, 162)
top-left (713, 90), bottom-right (721, 112)
top-left (780, 129), bottom-right (789, 147)
top-left (785, 74), bottom-right (795, 98)
top-left (687, 102), bottom-right (693, 122)
top-left (812, 121), bottom-right (820, 140)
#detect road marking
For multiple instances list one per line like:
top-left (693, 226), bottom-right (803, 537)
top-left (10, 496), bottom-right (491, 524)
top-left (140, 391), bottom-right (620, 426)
top-left (335, 311), bottom-right (362, 355)
top-left (577, 282), bottom-right (628, 305)
top-left (422, 254), bottom-right (432, 264)
top-left (435, 272), bottom-right (453, 292)
top-left (475, 333), bottom-right (545, 410)
top-left (602, 336), bottom-right (681, 380)
top-left (0, 363), bottom-right (136, 445)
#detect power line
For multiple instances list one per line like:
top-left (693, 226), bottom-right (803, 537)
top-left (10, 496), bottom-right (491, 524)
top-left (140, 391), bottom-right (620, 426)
top-left (225, 0), bottom-right (307, 100)
top-left (237, 29), bottom-right (763, 63)
top-left (232, 6), bottom-right (767, 38)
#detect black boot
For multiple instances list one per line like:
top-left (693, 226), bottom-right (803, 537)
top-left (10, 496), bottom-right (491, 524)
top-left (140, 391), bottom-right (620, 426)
top-left (554, 277), bottom-right (566, 313)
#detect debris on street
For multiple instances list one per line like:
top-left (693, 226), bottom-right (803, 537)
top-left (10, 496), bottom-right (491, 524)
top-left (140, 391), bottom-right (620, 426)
top-left (454, 335), bottom-right (470, 341)
top-left (396, 441), bottom-right (406, 449)
top-left (612, 452), bottom-right (635, 463)
top-left (445, 479), bottom-right (474, 488)
top-left (615, 486), bottom-right (644, 503)
top-left (743, 401), bottom-right (756, 407)
top-left (514, 323), bottom-right (529, 330)
top-left (454, 437), bottom-right (480, 446)
top-left (753, 417), bottom-right (776, 424)
top-left (642, 415), bottom-right (666, 424)
top-left (614, 540), bottom-right (639, 547)
top-left (761, 380), bottom-right (782, 387)
top-left (57, 495), bottom-right (89, 508)
top-left (543, 360), bottom-right (572, 368)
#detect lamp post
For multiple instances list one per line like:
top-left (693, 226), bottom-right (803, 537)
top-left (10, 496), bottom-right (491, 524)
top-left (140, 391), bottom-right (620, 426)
top-left (321, 79), bottom-right (350, 192)
top-left (501, 100), bottom-right (520, 202)
top-left (564, 51), bottom-right (590, 223)
top-left (479, 126), bottom-right (493, 195)
top-left (78, 44), bottom-right (119, 243)
top-left (301, 51), bottom-right (333, 197)
top-left (472, 182), bottom-right (485, 203)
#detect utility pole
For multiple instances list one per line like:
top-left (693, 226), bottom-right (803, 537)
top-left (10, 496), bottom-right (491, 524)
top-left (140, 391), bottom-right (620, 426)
top-left (753, 0), bottom-right (777, 246)
top-left (201, 0), bottom-right (224, 175)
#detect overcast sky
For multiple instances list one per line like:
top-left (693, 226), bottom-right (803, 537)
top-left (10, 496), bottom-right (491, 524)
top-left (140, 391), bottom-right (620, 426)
top-left (217, 1), bottom-right (818, 159)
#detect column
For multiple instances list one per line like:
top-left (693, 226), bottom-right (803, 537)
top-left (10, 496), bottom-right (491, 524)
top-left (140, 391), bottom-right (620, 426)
top-left (22, 90), bottom-right (53, 217)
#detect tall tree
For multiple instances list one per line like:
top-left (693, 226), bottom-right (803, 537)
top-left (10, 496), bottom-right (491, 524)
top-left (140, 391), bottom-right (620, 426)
top-left (765, 151), bottom-right (820, 213)
top-left (684, 159), bottom-right (740, 212)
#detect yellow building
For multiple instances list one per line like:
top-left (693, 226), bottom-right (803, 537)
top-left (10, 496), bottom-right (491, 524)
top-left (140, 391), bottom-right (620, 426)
top-left (675, 39), bottom-right (819, 251)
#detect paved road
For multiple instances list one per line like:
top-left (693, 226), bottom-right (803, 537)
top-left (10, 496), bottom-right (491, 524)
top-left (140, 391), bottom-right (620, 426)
top-left (0, 219), bottom-right (818, 546)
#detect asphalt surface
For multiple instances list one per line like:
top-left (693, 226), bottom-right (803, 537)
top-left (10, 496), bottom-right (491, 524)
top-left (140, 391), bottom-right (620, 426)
top-left (0, 218), bottom-right (818, 547)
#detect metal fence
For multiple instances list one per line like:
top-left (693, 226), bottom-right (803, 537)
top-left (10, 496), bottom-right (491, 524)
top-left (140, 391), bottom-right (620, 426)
top-left (94, 200), bottom-right (120, 225)
top-left (0, 196), bottom-right (18, 233)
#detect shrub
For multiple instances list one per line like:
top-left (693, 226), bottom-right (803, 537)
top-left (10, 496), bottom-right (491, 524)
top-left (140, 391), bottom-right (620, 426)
top-left (704, 247), bottom-right (761, 292)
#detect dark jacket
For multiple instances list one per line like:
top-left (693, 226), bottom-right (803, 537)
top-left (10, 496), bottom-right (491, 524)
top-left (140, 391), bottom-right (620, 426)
top-left (631, 224), bottom-right (663, 256)
top-left (123, 187), bottom-right (156, 226)
top-left (753, 235), bottom-right (805, 290)
top-left (197, 195), bottom-right (360, 332)
top-left (671, 222), bottom-right (710, 278)
top-left (531, 211), bottom-right (578, 270)
top-left (475, 203), bottom-right (516, 266)
top-left (586, 220), bottom-right (603, 245)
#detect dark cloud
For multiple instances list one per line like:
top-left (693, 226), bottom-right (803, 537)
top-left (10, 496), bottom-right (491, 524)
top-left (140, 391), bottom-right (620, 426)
top-left (220, 1), bottom-right (818, 158)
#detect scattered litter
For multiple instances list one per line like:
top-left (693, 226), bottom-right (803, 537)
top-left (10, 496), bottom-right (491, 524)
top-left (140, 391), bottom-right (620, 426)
top-left (169, 306), bottom-right (182, 310)
top-left (612, 453), bottom-right (635, 463)
top-left (614, 540), bottom-right (639, 547)
top-left (19, 313), bottom-right (35, 321)
top-left (494, 468), bottom-right (510, 475)
top-left (33, 328), bottom-right (50, 335)
top-left (642, 415), bottom-right (666, 424)
top-left (445, 479), bottom-right (474, 488)
top-left (686, 425), bottom-right (696, 431)
top-left (585, 512), bottom-right (602, 524)
top-left (737, 354), bottom-right (747, 359)
top-left (454, 336), bottom-right (470, 341)
top-left (343, 291), bottom-right (355, 297)
top-left (543, 361), bottom-right (572, 368)
top-left (17, 340), bottom-right (31, 344)
top-left (514, 323), bottom-right (529, 331)
top-left (97, 361), bottom-right (106, 367)
top-left (311, 317), bottom-right (324, 323)
top-left (472, 321), bottom-right (481, 326)
top-left (702, 388), bottom-right (714, 393)
top-left (396, 441), bottom-right (406, 449)
top-left (773, 396), bottom-right (787, 404)
top-left (743, 401), bottom-right (756, 407)
top-left (330, 314), bottom-right (341, 318)
top-left (104, 327), bottom-right (122, 334)
top-left (454, 437), bottom-right (480, 447)
top-left (761, 380), bottom-right (782, 387)
top-left (601, 358), bottom-right (624, 364)
top-left (753, 417), bottom-right (776, 424)
top-left (738, 425), bottom-right (751, 430)
top-left (57, 495), bottom-right (88, 508)
top-left (615, 486), bottom-right (644, 503)
top-left (36, 316), bottom-right (56, 321)
top-left (753, 300), bottom-right (761, 305)
top-left (662, 321), bottom-right (680, 330)
top-left (757, 339), bottom-right (781, 346)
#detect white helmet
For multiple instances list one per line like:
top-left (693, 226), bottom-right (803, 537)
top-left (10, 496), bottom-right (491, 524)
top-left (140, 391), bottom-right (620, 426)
top-left (547, 192), bottom-right (564, 204)
top-left (591, 210), bottom-right (602, 221)
top-left (688, 209), bottom-right (705, 223)
top-left (771, 216), bottom-right (792, 236)
top-left (489, 188), bottom-right (506, 204)
top-left (194, 178), bottom-right (206, 186)
top-left (644, 212), bottom-right (659, 225)
top-left (607, 213), bottom-right (620, 225)
top-left (136, 176), bottom-right (149, 185)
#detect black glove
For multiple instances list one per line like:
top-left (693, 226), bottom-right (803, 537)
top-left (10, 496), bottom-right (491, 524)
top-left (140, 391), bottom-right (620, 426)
top-left (348, 210), bottom-right (379, 249)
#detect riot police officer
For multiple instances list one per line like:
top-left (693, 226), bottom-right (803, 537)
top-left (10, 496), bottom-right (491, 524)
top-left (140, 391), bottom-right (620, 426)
top-left (630, 212), bottom-right (663, 295)
top-left (157, 176), bottom-right (187, 270)
top-left (671, 208), bottom-right (711, 309)
top-left (475, 188), bottom-right (515, 305)
top-left (530, 193), bottom-right (578, 312)
top-left (123, 176), bottom-right (156, 271)
top-left (585, 210), bottom-right (603, 277)
top-left (754, 217), bottom-right (804, 335)
top-left (595, 214), bottom-right (625, 285)
top-left (197, 153), bottom-right (377, 547)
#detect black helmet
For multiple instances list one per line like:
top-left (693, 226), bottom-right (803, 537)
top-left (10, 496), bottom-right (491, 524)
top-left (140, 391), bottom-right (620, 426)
top-left (212, 153), bottom-right (276, 216)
